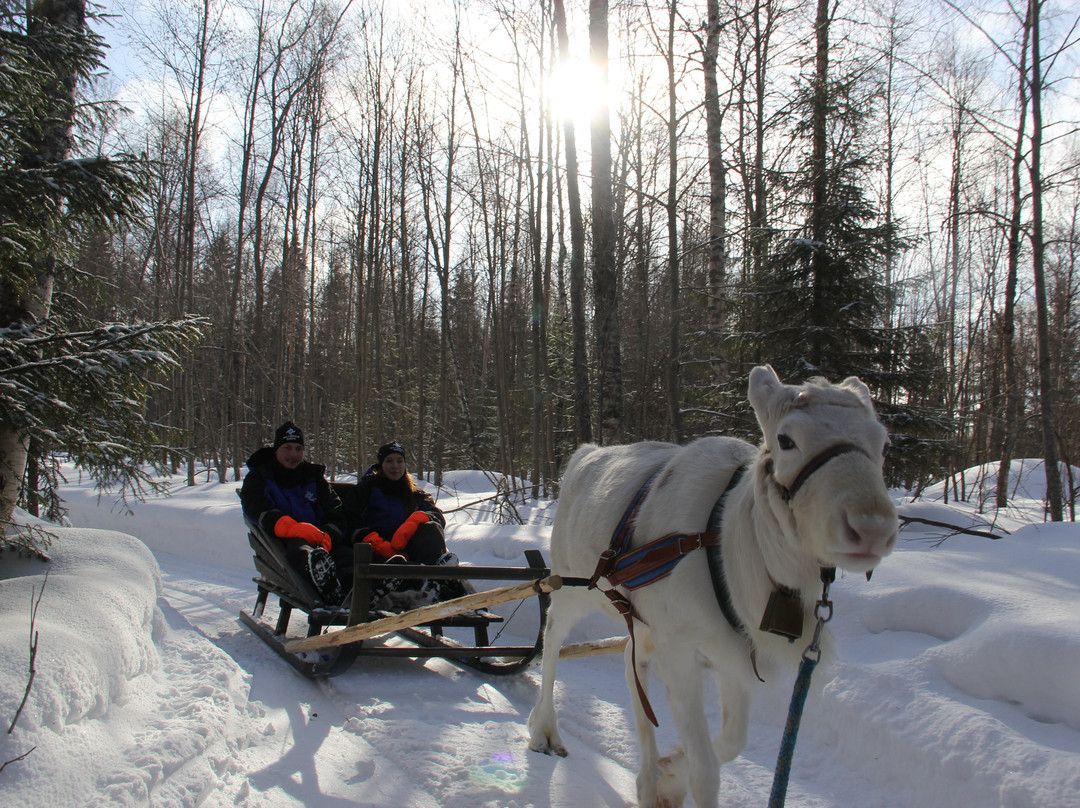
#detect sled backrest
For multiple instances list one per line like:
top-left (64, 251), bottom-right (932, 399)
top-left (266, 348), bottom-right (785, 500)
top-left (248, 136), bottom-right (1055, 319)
top-left (330, 481), bottom-right (356, 501)
top-left (235, 487), bottom-right (324, 608)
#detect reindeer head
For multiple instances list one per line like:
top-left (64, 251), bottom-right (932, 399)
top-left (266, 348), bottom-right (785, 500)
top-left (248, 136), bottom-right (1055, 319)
top-left (748, 365), bottom-right (898, 573)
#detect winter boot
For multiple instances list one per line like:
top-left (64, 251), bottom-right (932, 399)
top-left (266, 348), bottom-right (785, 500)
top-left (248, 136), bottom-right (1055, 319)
top-left (307, 547), bottom-right (344, 605)
top-left (433, 551), bottom-right (473, 601)
top-left (369, 555), bottom-right (406, 609)
top-left (416, 579), bottom-right (441, 606)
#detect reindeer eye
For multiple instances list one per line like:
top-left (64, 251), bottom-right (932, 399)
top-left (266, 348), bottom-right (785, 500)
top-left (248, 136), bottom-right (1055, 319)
top-left (777, 434), bottom-right (796, 451)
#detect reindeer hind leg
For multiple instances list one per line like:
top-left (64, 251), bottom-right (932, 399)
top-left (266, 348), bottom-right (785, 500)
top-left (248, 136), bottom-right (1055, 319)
top-left (622, 626), bottom-right (666, 807)
top-left (527, 587), bottom-right (592, 756)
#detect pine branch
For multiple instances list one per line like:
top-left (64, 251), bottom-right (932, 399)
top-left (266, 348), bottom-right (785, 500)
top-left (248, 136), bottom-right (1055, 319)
top-left (0, 523), bottom-right (53, 560)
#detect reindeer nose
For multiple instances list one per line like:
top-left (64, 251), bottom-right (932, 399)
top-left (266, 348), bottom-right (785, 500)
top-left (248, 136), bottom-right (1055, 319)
top-left (846, 510), bottom-right (898, 551)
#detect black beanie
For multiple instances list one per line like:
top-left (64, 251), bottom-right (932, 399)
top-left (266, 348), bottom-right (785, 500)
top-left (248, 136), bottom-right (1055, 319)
top-left (377, 441), bottom-right (405, 463)
top-left (273, 421), bottom-right (304, 449)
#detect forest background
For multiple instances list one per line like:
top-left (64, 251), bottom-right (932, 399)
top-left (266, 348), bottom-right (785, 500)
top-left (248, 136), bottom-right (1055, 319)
top-left (4, 0), bottom-right (1080, 528)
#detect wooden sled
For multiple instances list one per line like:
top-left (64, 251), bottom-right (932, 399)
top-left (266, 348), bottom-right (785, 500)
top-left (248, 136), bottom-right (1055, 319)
top-left (238, 514), bottom-right (553, 679)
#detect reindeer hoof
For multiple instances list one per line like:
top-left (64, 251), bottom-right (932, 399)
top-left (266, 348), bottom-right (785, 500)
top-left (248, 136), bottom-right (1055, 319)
top-left (656, 748), bottom-right (687, 807)
top-left (529, 739), bottom-right (568, 757)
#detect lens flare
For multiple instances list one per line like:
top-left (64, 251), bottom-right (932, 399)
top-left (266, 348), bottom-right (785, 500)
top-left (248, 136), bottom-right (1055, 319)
top-left (468, 749), bottom-right (530, 792)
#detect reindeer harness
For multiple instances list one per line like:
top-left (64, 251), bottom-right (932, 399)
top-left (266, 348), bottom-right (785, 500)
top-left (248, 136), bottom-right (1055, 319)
top-left (587, 442), bottom-right (866, 727)
top-left (587, 465), bottom-right (745, 726)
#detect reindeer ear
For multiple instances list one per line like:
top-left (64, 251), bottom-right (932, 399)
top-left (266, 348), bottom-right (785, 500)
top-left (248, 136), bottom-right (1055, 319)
top-left (748, 365), bottom-right (782, 415)
top-left (840, 375), bottom-right (874, 411)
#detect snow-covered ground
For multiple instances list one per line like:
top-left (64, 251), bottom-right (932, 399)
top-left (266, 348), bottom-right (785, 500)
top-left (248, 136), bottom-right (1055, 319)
top-left (1, 459), bottom-right (1079, 807)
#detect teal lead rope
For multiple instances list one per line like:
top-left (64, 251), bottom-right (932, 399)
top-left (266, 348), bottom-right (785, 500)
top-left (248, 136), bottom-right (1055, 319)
top-left (767, 656), bottom-right (817, 806)
top-left (767, 567), bottom-right (835, 808)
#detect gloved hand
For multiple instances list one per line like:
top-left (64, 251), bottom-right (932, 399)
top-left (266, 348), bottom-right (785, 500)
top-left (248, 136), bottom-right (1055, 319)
top-left (391, 511), bottom-right (430, 552)
top-left (274, 515), bottom-right (332, 552)
top-left (360, 531), bottom-right (397, 559)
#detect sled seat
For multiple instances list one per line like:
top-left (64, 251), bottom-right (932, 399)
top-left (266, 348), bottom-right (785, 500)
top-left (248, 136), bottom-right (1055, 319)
top-left (244, 517), bottom-right (352, 637)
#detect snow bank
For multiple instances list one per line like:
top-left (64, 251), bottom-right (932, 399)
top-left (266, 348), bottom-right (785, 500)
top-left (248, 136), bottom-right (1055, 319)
top-left (822, 519), bottom-right (1080, 807)
top-left (0, 528), bottom-right (267, 807)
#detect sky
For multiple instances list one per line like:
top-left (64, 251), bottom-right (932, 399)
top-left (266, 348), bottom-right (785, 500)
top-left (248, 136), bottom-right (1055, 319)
top-left (1, 459), bottom-right (1079, 807)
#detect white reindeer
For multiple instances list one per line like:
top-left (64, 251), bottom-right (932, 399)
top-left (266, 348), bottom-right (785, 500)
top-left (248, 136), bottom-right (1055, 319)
top-left (528, 365), bottom-right (898, 807)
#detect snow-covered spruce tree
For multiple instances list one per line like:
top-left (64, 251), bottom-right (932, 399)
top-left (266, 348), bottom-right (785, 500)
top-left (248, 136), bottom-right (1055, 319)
top-left (0, 1), bottom-right (203, 551)
top-left (726, 0), bottom-right (948, 486)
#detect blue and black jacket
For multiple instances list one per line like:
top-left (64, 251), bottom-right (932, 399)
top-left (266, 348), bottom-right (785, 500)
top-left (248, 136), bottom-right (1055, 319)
top-left (239, 447), bottom-right (345, 541)
top-left (342, 464), bottom-right (445, 541)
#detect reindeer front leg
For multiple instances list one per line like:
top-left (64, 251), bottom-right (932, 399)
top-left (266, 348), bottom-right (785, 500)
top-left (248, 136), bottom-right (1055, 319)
top-left (714, 672), bottom-right (750, 763)
top-left (623, 626), bottom-right (662, 806)
top-left (657, 648), bottom-right (719, 808)
top-left (528, 588), bottom-right (588, 756)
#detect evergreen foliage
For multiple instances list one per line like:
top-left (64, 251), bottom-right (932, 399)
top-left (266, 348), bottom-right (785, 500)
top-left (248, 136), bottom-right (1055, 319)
top-left (742, 70), bottom-right (901, 379)
top-left (0, 7), bottom-right (145, 306)
top-left (723, 65), bottom-right (950, 484)
top-left (0, 3), bottom-right (205, 552)
top-left (0, 315), bottom-right (206, 517)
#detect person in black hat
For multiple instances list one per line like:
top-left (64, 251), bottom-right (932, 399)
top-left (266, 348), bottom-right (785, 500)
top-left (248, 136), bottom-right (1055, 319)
top-left (341, 441), bottom-right (465, 604)
top-left (239, 421), bottom-right (351, 604)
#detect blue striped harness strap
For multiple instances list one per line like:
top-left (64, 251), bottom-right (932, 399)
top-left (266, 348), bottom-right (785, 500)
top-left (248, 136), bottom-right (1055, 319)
top-left (587, 465), bottom-right (747, 726)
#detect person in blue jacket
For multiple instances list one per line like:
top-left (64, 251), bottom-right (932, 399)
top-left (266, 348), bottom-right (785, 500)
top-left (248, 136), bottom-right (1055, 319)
top-left (342, 441), bottom-right (466, 601)
top-left (239, 421), bottom-right (350, 604)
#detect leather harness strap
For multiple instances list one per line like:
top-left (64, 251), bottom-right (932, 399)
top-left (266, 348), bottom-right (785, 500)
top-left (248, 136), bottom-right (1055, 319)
top-left (604, 530), bottom-right (721, 589)
top-left (701, 465), bottom-right (759, 653)
top-left (587, 468), bottom-right (664, 726)
top-left (588, 465), bottom-right (748, 727)
top-left (768, 442), bottom-right (868, 502)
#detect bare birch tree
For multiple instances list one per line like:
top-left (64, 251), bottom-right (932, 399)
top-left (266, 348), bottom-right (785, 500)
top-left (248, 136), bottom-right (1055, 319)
top-left (553, 0), bottom-right (592, 446)
top-left (590, 0), bottom-right (622, 444)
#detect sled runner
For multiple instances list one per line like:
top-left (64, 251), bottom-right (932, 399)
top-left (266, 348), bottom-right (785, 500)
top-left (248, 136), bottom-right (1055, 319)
top-left (238, 488), bottom-right (553, 679)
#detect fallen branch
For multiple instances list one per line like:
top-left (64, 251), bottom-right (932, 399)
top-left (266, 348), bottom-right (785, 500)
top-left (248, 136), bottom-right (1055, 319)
top-left (438, 489), bottom-right (525, 524)
top-left (440, 492), bottom-right (506, 515)
top-left (899, 515), bottom-right (1004, 540)
top-left (8, 570), bottom-right (48, 736)
top-left (0, 746), bottom-right (36, 774)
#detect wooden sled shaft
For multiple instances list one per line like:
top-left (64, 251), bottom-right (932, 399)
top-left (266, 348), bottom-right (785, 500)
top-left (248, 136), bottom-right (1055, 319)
top-left (559, 636), bottom-right (629, 660)
top-left (285, 575), bottom-right (564, 653)
top-left (355, 562), bottom-right (550, 581)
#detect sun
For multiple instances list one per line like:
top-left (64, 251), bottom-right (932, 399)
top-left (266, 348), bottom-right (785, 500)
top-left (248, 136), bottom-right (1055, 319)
top-left (548, 57), bottom-right (607, 127)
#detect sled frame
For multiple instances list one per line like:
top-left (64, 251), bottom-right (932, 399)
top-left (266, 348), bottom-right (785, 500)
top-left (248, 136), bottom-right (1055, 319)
top-left (238, 518), bottom-right (551, 678)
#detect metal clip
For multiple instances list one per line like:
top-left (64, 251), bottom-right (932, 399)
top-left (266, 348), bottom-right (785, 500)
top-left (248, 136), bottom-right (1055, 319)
top-left (802, 574), bottom-right (833, 662)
